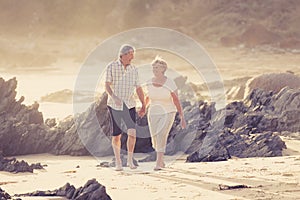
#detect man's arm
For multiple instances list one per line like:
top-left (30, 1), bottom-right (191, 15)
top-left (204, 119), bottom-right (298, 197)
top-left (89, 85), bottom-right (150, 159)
top-left (105, 81), bottom-right (114, 97)
top-left (105, 81), bottom-right (122, 107)
top-left (136, 86), bottom-right (145, 105)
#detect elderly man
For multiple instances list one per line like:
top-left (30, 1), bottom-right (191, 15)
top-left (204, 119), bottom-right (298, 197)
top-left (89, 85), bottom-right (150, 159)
top-left (105, 44), bottom-right (145, 171)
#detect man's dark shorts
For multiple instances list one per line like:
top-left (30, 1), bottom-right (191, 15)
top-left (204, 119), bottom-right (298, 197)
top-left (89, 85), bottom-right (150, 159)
top-left (108, 104), bottom-right (136, 136)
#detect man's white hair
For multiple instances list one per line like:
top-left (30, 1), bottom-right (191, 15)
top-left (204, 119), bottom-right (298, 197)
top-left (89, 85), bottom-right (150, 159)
top-left (119, 44), bottom-right (135, 57)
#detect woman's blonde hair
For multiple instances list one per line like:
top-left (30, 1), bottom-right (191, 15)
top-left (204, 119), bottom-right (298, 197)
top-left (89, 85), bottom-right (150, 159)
top-left (151, 55), bottom-right (167, 72)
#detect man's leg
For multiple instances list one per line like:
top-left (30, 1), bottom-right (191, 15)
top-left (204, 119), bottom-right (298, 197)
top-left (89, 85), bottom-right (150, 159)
top-left (108, 107), bottom-right (123, 171)
top-left (127, 128), bottom-right (137, 169)
top-left (112, 134), bottom-right (123, 171)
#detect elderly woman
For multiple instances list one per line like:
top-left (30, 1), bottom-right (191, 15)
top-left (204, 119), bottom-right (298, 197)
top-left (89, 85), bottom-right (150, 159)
top-left (145, 56), bottom-right (186, 170)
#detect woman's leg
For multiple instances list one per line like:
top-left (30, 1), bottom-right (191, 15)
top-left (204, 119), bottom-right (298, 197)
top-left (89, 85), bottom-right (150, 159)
top-left (147, 113), bottom-right (159, 151)
top-left (154, 152), bottom-right (164, 170)
top-left (154, 112), bottom-right (176, 170)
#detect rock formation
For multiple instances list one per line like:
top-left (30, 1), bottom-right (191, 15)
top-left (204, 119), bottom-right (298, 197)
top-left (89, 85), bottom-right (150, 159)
top-left (0, 77), bottom-right (49, 155)
top-left (1, 76), bottom-right (299, 163)
top-left (16, 179), bottom-right (111, 200)
top-left (244, 72), bottom-right (300, 99)
top-left (0, 154), bottom-right (43, 173)
top-left (0, 187), bottom-right (12, 200)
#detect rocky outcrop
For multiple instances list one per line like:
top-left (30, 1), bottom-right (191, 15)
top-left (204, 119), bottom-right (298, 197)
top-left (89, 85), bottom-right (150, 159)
top-left (244, 87), bottom-right (300, 132)
top-left (16, 179), bottom-right (111, 200)
top-left (0, 187), bottom-right (12, 200)
top-left (225, 76), bottom-right (252, 101)
top-left (185, 87), bottom-right (300, 162)
top-left (51, 94), bottom-right (113, 156)
top-left (0, 77), bottom-right (152, 157)
top-left (0, 154), bottom-right (43, 173)
top-left (1, 76), bottom-right (299, 163)
top-left (0, 77), bottom-right (51, 155)
top-left (244, 73), bottom-right (300, 99)
top-left (0, 77), bottom-right (88, 156)
top-left (189, 76), bottom-right (252, 102)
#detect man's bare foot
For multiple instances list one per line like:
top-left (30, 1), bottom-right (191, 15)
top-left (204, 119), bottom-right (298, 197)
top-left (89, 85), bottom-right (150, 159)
top-left (154, 166), bottom-right (162, 171)
top-left (127, 162), bottom-right (137, 169)
top-left (115, 166), bottom-right (123, 171)
top-left (115, 161), bottom-right (123, 171)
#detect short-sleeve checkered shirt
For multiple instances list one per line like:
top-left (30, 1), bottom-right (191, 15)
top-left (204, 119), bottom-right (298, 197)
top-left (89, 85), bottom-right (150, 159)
top-left (105, 60), bottom-right (140, 110)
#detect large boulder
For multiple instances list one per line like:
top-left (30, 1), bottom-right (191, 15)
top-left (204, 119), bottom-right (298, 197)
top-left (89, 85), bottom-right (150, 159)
top-left (244, 73), bottom-right (300, 99)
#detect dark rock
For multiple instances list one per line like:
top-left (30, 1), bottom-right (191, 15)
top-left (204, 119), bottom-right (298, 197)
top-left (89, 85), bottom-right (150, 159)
top-left (219, 184), bottom-right (251, 190)
top-left (98, 162), bottom-right (110, 167)
top-left (45, 118), bottom-right (57, 128)
top-left (0, 154), bottom-right (44, 173)
top-left (186, 129), bottom-right (231, 162)
top-left (0, 77), bottom-right (53, 156)
top-left (16, 179), bottom-right (111, 200)
top-left (0, 187), bottom-right (11, 199)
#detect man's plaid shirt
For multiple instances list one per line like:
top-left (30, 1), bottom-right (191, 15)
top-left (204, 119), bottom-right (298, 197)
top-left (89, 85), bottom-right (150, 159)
top-left (105, 60), bottom-right (140, 110)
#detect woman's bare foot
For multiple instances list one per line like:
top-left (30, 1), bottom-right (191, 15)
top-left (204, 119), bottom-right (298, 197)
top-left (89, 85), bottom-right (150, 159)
top-left (154, 166), bottom-right (162, 171)
top-left (154, 161), bottom-right (165, 171)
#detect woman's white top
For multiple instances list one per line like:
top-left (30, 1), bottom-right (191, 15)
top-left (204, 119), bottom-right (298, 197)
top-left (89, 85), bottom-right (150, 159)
top-left (146, 77), bottom-right (177, 115)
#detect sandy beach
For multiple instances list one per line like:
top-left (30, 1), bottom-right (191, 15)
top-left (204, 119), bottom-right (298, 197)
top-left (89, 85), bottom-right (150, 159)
top-left (1, 1), bottom-right (300, 200)
top-left (0, 137), bottom-right (299, 200)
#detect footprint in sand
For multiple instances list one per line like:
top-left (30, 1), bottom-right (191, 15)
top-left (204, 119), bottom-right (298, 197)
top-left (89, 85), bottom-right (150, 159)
top-left (282, 173), bottom-right (294, 177)
top-left (0, 181), bottom-right (18, 185)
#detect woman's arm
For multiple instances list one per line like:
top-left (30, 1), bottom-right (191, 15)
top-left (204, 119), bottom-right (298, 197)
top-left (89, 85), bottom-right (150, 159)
top-left (171, 91), bottom-right (186, 128)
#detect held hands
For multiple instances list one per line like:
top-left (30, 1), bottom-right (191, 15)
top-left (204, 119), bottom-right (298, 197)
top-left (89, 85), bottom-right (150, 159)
top-left (138, 96), bottom-right (149, 118)
top-left (138, 104), bottom-right (146, 117)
